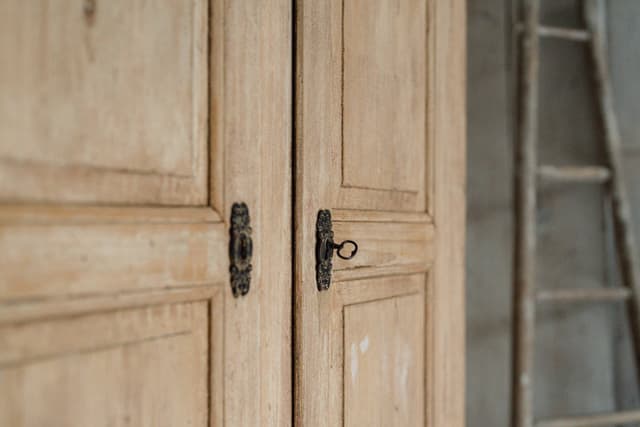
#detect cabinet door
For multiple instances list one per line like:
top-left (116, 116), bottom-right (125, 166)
top-left (294, 0), bottom-right (465, 425)
top-left (0, 1), bottom-right (291, 426)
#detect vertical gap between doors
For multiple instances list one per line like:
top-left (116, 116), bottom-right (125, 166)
top-left (291, 0), bottom-right (298, 425)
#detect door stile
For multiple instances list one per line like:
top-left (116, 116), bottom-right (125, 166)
top-left (430, 1), bottom-right (466, 426)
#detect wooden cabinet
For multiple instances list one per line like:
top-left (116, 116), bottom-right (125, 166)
top-left (294, 0), bottom-right (465, 425)
top-left (0, 1), bottom-right (464, 426)
top-left (0, 1), bottom-right (292, 426)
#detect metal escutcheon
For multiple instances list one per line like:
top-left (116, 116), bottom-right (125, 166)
top-left (229, 202), bottom-right (253, 297)
top-left (315, 209), bottom-right (359, 291)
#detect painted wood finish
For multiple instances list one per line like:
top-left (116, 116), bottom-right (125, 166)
top-left (295, 0), bottom-right (465, 426)
top-left (0, 1), bottom-right (292, 426)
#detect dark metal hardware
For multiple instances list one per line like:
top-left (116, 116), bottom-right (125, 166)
top-left (315, 209), bottom-right (359, 291)
top-left (315, 210), bottom-right (334, 291)
top-left (229, 202), bottom-right (252, 297)
top-left (334, 240), bottom-right (358, 260)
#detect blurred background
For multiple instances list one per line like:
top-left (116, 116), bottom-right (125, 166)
top-left (467, 0), bottom-right (640, 425)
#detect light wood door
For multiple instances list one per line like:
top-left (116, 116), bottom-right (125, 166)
top-left (294, 0), bottom-right (465, 426)
top-left (0, 1), bottom-right (291, 426)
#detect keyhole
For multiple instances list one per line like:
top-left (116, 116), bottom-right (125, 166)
top-left (239, 235), bottom-right (248, 260)
top-left (321, 240), bottom-right (333, 261)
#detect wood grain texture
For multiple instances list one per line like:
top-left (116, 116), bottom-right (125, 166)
top-left (295, 0), bottom-right (432, 215)
top-left (297, 273), bottom-right (426, 427)
top-left (0, 205), bottom-right (221, 225)
top-left (333, 221), bottom-right (434, 275)
top-left (0, 302), bottom-right (210, 427)
top-left (0, 210), bottom-right (225, 303)
top-left (0, 0), bottom-right (208, 205)
top-left (342, 0), bottom-right (427, 194)
top-left (0, 286), bottom-right (217, 326)
top-left (333, 275), bottom-right (427, 426)
top-left (213, 0), bottom-right (293, 425)
top-left (332, 209), bottom-right (432, 223)
top-left (295, 0), bottom-right (465, 425)
top-left (334, 274), bottom-right (425, 306)
top-left (0, 1), bottom-right (292, 425)
top-left (295, 1), bottom-right (353, 422)
top-left (344, 294), bottom-right (425, 427)
top-left (429, 1), bottom-right (466, 426)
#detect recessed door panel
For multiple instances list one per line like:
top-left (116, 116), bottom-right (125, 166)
top-left (0, 0), bottom-right (208, 205)
top-left (344, 293), bottom-right (425, 427)
top-left (343, 0), bottom-right (427, 195)
top-left (0, 302), bottom-right (210, 427)
top-left (302, 0), bottom-right (433, 213)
